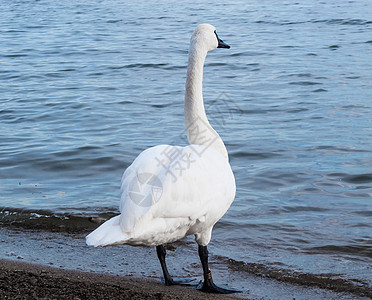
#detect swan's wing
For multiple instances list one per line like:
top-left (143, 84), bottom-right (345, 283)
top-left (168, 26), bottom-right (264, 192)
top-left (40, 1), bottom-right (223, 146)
top-left (119, 144), bottom-right (235, 234)
top-left (149, 144), bottom-right (236, 222)
top-left (119, 145), bottom-right (173, 232)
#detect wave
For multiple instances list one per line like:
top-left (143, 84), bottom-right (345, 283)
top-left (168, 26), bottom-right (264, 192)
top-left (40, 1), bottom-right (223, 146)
top-left (2, 206), bottom-right (371, 297)
top-left (230, 150), bottom-right (281, 160)
top-left (217, 255), bottom-right (372, 298)
top-left (289, 81), bottom-right (322, 86)
top-left (0, 145), bottom-right (126, 176)
top-left (313, 19), bottom-right (372, 26)
top-left (0, 207), bottom-right (114, 233)
top-left (109, 63), bottom-right (169, 70)
top-left (305, 244), bottom-right (372, 259)
top-left (343, 173), bottom-right (372, 184)
top-left (255, 18), bottom-right (372, 26)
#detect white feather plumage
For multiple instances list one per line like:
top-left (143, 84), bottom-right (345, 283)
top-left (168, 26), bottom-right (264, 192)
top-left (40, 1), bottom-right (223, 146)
top-left (86, 145), bottom-right (235, 247)
top-left (86, 24), bottom-right (236, 251)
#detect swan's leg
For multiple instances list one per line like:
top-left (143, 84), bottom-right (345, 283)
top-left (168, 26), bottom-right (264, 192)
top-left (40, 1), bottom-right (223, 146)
top-left (197, 245), bottom-right (241, 294)
top-left (156, 245), bottom-right (197, 286)
top-left (156, 245), bottom-right (174, 285)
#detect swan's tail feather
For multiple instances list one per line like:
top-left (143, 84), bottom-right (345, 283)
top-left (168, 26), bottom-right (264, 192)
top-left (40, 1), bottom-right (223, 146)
top-left (86, 215), bottom-right (129, 247)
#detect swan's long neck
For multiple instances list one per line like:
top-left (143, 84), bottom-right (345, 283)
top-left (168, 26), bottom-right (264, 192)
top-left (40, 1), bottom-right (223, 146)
top-left (184, 40), bottom-right (228, 159)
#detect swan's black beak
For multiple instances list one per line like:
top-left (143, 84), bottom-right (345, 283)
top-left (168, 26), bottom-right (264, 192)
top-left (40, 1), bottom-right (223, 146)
top-left (215, 31), bottom-right (230, 49)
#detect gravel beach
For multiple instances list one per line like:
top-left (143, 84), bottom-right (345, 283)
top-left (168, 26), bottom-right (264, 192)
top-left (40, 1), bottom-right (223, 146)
top-left (0, 259), bottom-right (242, 300)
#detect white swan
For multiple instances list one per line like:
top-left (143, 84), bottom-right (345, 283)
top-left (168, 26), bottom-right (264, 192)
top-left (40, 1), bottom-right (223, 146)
top-left (86, 24), bottom-right (238, 294)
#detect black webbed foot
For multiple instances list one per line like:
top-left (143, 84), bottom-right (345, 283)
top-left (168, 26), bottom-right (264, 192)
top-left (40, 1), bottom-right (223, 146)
top-left (156, 244), bottom-right (241, 293)
top-left (162, 276), bottom-right (198, 286)
top-left (196, 273), bottom-right (241, 294)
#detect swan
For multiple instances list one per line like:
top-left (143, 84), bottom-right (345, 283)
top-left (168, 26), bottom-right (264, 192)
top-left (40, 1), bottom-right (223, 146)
top-left (86, 24), bottom-right (238, 294)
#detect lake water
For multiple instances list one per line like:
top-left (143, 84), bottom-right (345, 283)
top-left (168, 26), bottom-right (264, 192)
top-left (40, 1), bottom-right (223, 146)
top-left (1, 0), bottom-right (371, 298)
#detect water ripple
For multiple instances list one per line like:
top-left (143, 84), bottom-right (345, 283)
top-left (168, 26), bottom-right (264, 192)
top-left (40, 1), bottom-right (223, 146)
top-left (1, 0), bottom-right (372, 292)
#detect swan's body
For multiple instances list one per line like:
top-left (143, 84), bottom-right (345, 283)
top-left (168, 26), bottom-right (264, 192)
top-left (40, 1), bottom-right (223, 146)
top-left (87, 144), bottom-right (235, 247)
top-left (87, 24), bottom-right (238, 294)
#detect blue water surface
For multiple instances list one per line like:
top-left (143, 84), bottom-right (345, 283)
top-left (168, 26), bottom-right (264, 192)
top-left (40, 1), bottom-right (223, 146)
top-left (1, 0), bottom-right (371, 288)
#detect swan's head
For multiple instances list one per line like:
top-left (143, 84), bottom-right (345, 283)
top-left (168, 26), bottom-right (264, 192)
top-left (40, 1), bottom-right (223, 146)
top-left (191, 24), bottom-right (230, 52)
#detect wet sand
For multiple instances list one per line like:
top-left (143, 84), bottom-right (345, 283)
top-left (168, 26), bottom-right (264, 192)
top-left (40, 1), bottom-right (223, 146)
top-left (2, 227), bottom-right (370, 299)
top-left (0, 259), bottom-right (242, 300)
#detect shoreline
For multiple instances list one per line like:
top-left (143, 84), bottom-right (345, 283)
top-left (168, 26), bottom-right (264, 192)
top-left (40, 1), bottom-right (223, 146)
top-left (1, 227), bottom-right (369, 299)
top-left (0, 258), bottom-right (241, 300)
